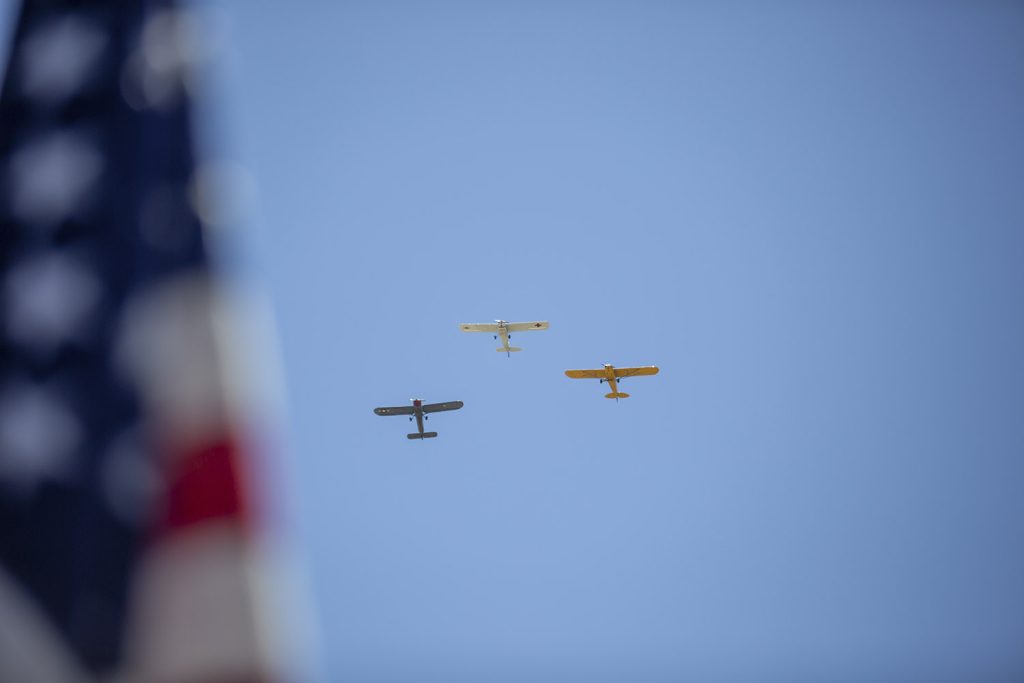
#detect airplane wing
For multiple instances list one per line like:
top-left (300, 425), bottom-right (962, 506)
top-left (564, 369), bottom-right (606, 379)
top-left (374, 406), bottom-right (416, 416)
top-left (421, 400), bottom-right (463, 414)
top-left (460, 323), bottom-right (500, 333)
top-left (505, 321), bottom-right (549, 332)
top-left (613, 366), bottom-right (660, 378)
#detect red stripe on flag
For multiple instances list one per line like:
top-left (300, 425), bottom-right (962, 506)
top-left (159, 437), bottom-right (252, 533)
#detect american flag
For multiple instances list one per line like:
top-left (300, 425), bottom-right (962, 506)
top-left (0, 1), bottom-right (282, 681)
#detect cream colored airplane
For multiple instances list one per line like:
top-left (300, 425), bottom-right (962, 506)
top-left (459, 320), bottom-right (548, 356)
top-left (564, 364), bottom-right (659, 400)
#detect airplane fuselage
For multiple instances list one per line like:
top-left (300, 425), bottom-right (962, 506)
top-left (412, 399), bottom-right (425, 435)
top-left (495, 322), bottom-right (511, 352)
top-left (602, 364), bottom-right (620, 395)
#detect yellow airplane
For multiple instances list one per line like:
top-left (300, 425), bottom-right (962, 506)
top-left (564, 364), bottom-right (659, 400)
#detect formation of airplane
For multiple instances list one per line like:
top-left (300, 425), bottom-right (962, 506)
top-left (374, 399), bottom-right (464, 439)
top-left (376, 318), bottom-right (660, 440)
top-left (564, 364), bottom-right (660, 401)
top-left (459, 320), bottom-right (549, 356)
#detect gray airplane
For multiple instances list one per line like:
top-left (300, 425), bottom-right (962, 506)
top-left (374, 398), bottom-right (464, 439)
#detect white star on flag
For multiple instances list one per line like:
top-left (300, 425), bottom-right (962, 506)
top-left (19, 14), bottom-right (107, 105)
top-left (0, 384), bottom-right (81, 495)
top-left (8, 130), bottom-right (102, 228)
top-left (4, 251), bottom-right (101, 354)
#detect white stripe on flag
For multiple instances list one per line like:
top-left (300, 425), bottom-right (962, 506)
top-left (115, 273), bottom-right (237, 454)
top-left (120, 523), bottom-right (273, 683)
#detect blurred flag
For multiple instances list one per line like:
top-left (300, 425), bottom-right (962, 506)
top-left (0, 1), bottom-right (283, 682)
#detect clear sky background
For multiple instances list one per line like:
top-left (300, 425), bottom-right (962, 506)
top-left (8, 2), bottom-right (1024, 681)
top-left (223, 2), bottom-right (1024, 682)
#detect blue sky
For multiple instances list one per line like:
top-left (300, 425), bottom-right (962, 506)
top-left (7, 1), bottom-right (1024, 681)
top-left (221, 2), bottom-right (1024, 681)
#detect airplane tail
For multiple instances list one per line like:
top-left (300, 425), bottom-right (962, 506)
top-left (407, 432), bottom-right (438, 439)
top-left (497, 347), bottom-right (522, 353)
top-left (604, 392), bottom-right (630, 399)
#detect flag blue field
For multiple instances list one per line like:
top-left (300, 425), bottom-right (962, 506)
top-left (0, 2), bottom-right (284, 682)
